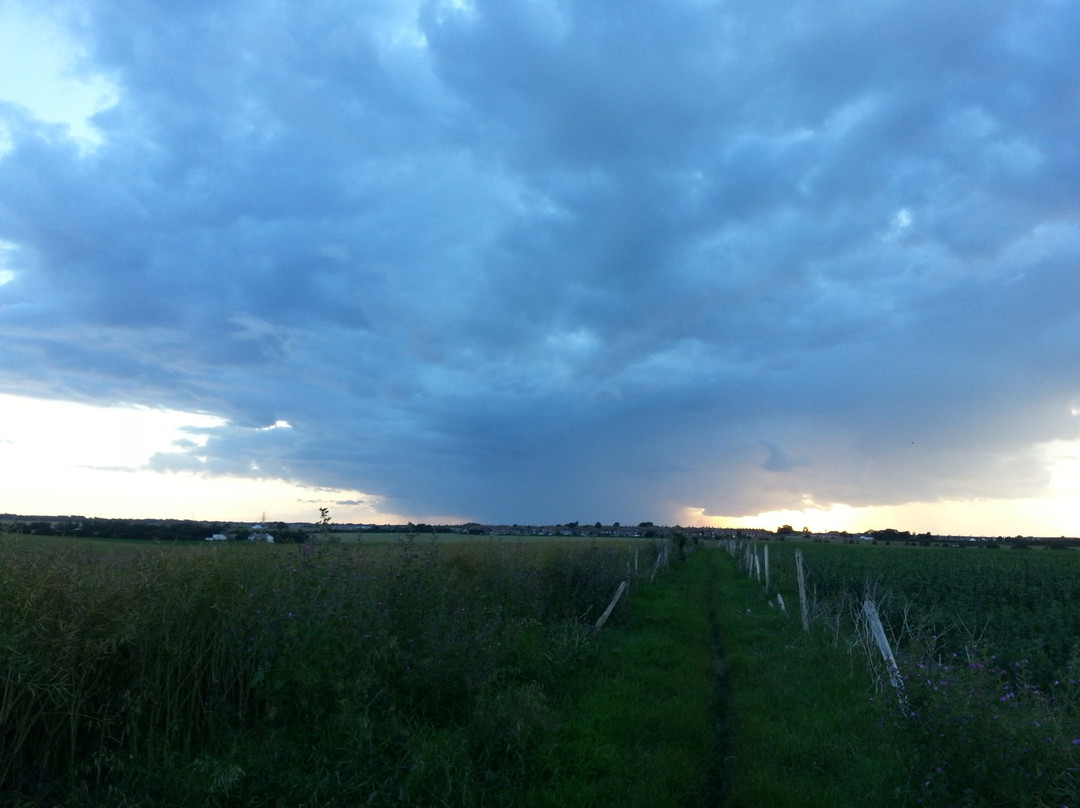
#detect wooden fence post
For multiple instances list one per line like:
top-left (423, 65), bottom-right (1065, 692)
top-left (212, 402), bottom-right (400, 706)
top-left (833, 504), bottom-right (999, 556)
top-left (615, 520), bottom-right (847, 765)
top-left (862, 599), bottom-right (905, 694)
top-left (650, 546), bottom-right (664, 583)
top-left (594, 581), bottom-right (628, 631)
top-left (795, 550), bottom-right (810, 633)
top-left (764, 544), bottom-right (770, 592)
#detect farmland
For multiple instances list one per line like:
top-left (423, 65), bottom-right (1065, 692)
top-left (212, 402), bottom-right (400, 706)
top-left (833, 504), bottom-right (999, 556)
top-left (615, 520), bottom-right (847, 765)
top-left (787, 541), bottom-right (1080, 685)
top-left (722, 539), bottom-right (1080, 805)
top-left (2, 531), bottom-right (1080, 806)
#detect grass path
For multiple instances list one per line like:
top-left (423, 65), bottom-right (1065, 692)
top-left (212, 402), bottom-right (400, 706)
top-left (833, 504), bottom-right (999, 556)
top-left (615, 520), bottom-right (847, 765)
top-left (521, 549), bottom-right (719, 806)
top-left (527, 548), bottom-right (910, 807)
top-left (709, 548), bottom-right (910, 806)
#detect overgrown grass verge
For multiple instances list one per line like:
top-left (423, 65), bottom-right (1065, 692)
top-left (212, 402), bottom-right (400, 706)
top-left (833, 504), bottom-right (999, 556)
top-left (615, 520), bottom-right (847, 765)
top-left (710, 550), bottom-right (911, 807)
top-left (519, 549), bottom-right (717, 807)
top-left (0, 536), bottom-right (637, 806)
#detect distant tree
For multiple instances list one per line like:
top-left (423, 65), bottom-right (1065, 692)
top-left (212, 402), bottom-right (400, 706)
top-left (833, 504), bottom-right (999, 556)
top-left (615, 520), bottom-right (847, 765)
top-left (273, 527), bottom-right (308, 544)
top-left (869, 528), bottom-right (910, 541)
top-left (777, 525), bottom-right (795, 535)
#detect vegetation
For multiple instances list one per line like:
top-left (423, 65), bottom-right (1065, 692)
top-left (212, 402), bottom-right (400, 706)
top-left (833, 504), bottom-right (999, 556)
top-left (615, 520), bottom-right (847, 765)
top-left (709, 550), bottom-right (908, 806)
top-left (519, 550), bottom-right (718, 806)
top-left (0, 517), bottom-right (306, 543)
top-left (724, 539), bottom-right (1080, 806)
top-left (784, 542), bottom-right (1080, 686)
top-left (0, 535), bottom-right (636, 806)
top-left (6, 526), bottom-right (1080, 807)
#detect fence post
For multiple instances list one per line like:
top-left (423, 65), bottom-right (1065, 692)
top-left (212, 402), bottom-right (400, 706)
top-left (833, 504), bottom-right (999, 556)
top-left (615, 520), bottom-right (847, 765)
top-left (795, 550), bottom-right (810, 633)
top-left (764, 544), bottom-right (770, 592)
top-left (650, 547), bottom-right (664, 583)
top-left (862, 599), bottom-right (905, 694)
top-left (594, 581), bottom-right (628, 631)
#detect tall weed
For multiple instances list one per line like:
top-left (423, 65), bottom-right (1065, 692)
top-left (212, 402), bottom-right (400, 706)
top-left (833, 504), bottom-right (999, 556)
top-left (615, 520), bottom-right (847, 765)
top-left (0, 536), bottom-right (632, 805)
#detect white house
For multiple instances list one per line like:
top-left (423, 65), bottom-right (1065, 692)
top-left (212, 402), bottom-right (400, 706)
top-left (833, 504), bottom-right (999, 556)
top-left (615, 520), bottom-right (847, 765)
top-left (247, 524), bottom-right (274, 542)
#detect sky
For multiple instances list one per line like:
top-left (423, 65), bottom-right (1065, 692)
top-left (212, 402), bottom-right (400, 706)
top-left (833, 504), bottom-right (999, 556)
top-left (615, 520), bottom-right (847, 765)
top-left (0, 0), bottom-right (1078, 535)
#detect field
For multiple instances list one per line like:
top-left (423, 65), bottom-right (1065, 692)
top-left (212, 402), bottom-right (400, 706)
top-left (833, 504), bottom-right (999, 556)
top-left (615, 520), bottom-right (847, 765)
top-left (2, 532), bottom-right (1080, 806)
top-left (1, 532), bottom-right (695, 806)
top-left (791, 542), bottom-right (1080, 683)
top-left (723, 539), bottom-right (1080, 805)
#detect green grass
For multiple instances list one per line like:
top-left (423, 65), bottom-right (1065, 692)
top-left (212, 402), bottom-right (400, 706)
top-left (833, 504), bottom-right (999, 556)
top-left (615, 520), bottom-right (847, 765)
top-left (711, 549), bottom-right (910, 806)
top-left (521, 550), bottom-right (717, 807)
top-left (0, 531), bottom-right (155, 552)
top-left (332, 531), bottom-right (654, 546)
top-left (0, 536), bottom-right (644, 806)
top-left (12, 535), bottom-right (999, 806)
top-left (524, 549), bottom-right (915, 807)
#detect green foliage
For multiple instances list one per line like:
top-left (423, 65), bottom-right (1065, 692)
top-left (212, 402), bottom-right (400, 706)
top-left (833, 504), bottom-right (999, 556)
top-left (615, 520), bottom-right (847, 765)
top-left (0, 538), bottom-right (634, 806)
top-left (790, 542), bottom-right (1080, 686)
top-left (727, 539), bottom-right (1080, 807)
top-left (711, 551), bottom-right (907, 807)
top-left (520, 550), bottom-right (716, 807)
top-left (892, 642), bottom-right (1080, 806)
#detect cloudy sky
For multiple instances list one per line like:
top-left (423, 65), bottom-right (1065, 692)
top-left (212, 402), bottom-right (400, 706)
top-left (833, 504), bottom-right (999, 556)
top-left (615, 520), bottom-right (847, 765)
top-left (1, 0), bottom-right (1078, 533)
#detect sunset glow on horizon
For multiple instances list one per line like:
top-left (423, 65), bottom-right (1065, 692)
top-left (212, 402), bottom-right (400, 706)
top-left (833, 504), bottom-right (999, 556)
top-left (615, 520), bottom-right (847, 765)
top-left (3, 392), bottom-right (1077, 536)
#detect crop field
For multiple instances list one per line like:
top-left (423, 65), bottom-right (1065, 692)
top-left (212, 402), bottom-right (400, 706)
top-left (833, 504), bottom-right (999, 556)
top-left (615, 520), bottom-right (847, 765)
top-left (3, 531), bottom-right (1080, 807)
top-left (724, 539), bottom-right (1080, 805)
top-left (791, 542), bottom-right (1080, 682)
top-left (326, 531), bottom-right (654, 546)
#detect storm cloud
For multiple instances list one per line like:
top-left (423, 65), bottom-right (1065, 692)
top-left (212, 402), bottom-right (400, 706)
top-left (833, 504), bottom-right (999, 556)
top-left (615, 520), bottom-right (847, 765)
top-left (1, 0), bottom-right (1078, 524)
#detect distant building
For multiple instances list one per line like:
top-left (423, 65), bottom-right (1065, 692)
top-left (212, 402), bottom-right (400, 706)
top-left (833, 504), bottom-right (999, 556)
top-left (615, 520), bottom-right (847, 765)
top-left (205, 533), bottom-right (228, 541)
top-left (247, 524), bottom-right (274, 543)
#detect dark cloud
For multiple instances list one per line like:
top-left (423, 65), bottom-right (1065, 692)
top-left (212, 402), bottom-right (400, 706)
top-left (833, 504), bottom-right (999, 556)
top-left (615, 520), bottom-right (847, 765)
top-left (1, 0), bottom-right (1079, 523)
